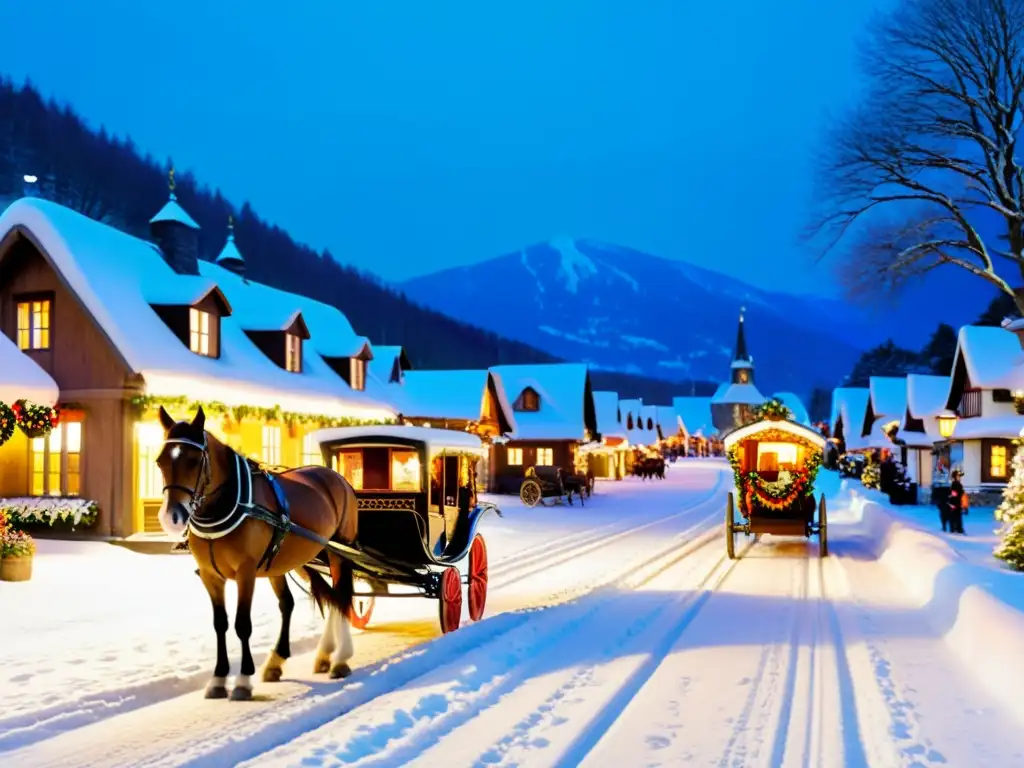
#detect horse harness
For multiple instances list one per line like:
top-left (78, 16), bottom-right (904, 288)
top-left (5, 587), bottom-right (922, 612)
top-left (162, 434), bottom-right (297, 575)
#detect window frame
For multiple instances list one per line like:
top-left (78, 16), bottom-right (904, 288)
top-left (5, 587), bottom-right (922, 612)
top-left (301, 433), bottom-right (323, 466)
top-left (29, 420), bottom-right (82, 497)
top-left (349, 357), bottom-right (366, 391)
top-left (507, 447), bottom-right (523, 466)
top-left (261, 425), bottom-right (282, 465)
top-left (536, 447), bottom-right (554, 466)
top-left (16, 294), bottom-right (53, 351)
top-left (189, 308), bottom-right (213, 357)
top-left (285, 333), bottom-right (302, 373)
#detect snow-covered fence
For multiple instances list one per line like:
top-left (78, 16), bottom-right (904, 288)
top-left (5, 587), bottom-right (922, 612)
top-left (848, 492), bottom-right (1024, 724)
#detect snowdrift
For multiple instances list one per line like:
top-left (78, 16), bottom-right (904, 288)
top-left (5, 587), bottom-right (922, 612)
top-left (838, 486), bottom-right (1024, 724)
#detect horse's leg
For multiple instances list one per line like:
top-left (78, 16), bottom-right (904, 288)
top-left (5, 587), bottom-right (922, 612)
top-left (198, 568), bottom-right (230, 699)
top-left (230, 563), bottom-right (258, 701)
top-left (328, 554), bottom-right (354, 679)
top-left (261, 574), bottom-right (294, 683)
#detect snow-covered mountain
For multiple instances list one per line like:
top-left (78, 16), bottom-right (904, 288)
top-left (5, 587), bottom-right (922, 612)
top-left (399, 238), bottom-right (875, 395)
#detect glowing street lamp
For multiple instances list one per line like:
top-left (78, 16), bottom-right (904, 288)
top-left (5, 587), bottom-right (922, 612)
top-left (937, 410), bottom-right (958, 440)
top-left (22, 174), bottom-right (37, 184)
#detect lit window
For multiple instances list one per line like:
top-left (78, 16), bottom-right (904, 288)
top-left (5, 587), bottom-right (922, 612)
top-left (516, 388), bottom-right (539, 412)
top-left (391, 449), bottom-right (421, 491)
top-left (189, 308), bottom-right (212, 356)
top-left (136, 423), bottom-right (164, 499)
top-left (261, 425), bottom-right (281, 465)
top-left (302, 433), bottom-right (323, 466)
top-left (508, 447), bottom-right (523, 465)
top-left (17, 299), bottom-right (51, 350)
top-left (336, 450), bottom-right (364, 489)
top-left (30, 421), bottom-right (82, 496)
top-left (285, 334), bottom-right (302, 372)
top-left (350, 358), bottom-right (366, 391)
top-left (991, 444), bottom-right (1008, 478)
top-left (537, 447), bottom-right (554, 466)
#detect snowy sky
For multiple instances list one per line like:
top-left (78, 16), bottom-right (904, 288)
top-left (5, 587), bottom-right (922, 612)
top-left (0, 0), bottom-right (889, 293)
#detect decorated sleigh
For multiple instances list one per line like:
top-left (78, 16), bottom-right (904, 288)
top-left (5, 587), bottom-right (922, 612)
top-left (722, 417), bottom-right (827, 559)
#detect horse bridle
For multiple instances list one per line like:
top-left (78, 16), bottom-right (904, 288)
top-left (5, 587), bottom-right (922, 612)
top-left (161, 435), bottom-right (214, 514)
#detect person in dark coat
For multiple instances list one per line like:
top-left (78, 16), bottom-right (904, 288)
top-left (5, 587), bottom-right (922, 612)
top-left (945, 470), bottom-right (967, 534)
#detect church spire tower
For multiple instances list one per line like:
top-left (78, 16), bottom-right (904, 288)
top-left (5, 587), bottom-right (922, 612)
top-left (215, 214), bottom-right (246, 277)
top-left (730, 306), bottom-right (754, 385)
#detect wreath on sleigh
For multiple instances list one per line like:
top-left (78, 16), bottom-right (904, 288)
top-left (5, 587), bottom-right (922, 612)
top-left (13, 400), bottom-right (59, 439)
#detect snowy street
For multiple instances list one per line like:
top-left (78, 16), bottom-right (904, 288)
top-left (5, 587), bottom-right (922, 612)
top-left (3, 463), bottom-right (1024, 767)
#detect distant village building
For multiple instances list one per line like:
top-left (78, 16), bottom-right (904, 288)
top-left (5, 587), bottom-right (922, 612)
top-left (711, 309), bottom-right (764, 433)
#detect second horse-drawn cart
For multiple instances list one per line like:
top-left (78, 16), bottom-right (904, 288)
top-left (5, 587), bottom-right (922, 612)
top-left (722, 417), bottom-right (827, 559)
top-left (308, 425), bottom-right (500, 633)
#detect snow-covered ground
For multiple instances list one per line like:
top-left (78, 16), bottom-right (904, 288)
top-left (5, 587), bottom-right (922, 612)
top-left (4, 463), bottom-right (1024, 767)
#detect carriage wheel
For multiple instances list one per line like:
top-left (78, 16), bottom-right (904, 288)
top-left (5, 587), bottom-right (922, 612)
top-left (348, 594), bottom-right (375, 630)
top-left (520, 479), bottom-right (542, 508)
top-left (468, 534), bottom-right (488, 622)
top-left (818, 495), bottom-right (829, 558)
top-left (438, 566), bottom-right (463, 634)
top-left (725, 492), bottom-right (736, 560)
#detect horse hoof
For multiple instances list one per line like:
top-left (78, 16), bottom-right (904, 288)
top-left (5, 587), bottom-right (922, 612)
top-left (313, 656), bottom-right (331, 674)
top-left (262, 666), bottom-right (283, 683)
top-left (329, 662), bottom-right (352, 680)
top-left (230, 686), bottom-right (253, 701)
top-left (205, 685), bottom-right (228, 699)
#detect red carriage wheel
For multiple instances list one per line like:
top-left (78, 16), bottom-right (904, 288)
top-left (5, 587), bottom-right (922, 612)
top-left (438, 566), bottom-right (463, 634)
top-left (468, 534), bottom-right (488, 622)
top-left (348, 594), bottom-right (375, 630)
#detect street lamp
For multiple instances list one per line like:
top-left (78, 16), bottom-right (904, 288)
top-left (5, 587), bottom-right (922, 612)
top-left (937, 410), bottom-right (958, 440)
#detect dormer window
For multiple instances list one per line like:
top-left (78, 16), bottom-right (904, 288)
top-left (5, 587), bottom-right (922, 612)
top-left (350, 358), bottom-right (366, 391)
top-left (647, 418), bottom-right (654, 430)
top-left (627, 414), bottom-right (634, 430)
top-left (16, 295), bottom-right (52, 351)
top-left (515, 387), bottom-right (540, 412)
top-left (285, 333), bottom-right (302, 372)
top-left (189, 308), bottom-right (213, 356)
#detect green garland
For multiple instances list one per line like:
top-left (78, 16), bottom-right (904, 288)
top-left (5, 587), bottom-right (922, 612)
top-left (727, 442), bottom-right (821, 497)
top-left (130, 394), bottom-right (398, 430)
top-left (0, 402), bottom-right (14, 447)
top-left (756, 398), bottom-right (791, 421)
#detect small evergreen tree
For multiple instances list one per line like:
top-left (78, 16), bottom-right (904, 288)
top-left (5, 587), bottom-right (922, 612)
top-left (994, 438), bottom-right (1024, 570)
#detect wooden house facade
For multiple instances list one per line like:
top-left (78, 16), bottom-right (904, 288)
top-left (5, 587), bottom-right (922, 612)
top-left (487, 363), bottom-right (598, 494)
top-left (585, 390), bottom-right (629, 480)
top-left (0, 193), bottom-right (394, 539)
top-left (899, 374), bottom-right (949, 501)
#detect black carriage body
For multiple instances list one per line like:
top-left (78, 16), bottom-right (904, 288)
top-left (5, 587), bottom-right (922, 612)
top-left (318, 434), bottom-right (490, 584)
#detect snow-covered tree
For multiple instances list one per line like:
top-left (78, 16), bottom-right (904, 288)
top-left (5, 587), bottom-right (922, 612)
top-left (994, 438), bottom-right (1024, 569)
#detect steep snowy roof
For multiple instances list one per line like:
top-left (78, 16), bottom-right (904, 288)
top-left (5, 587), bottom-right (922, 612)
top-left (396, 369), bottom-right (514, 433)
top-left (711, 381), bottom-right (765, 406)
top-left (618, 398), bottom-right (643, 426)
top-left (0, 198), bottom-right (393, 419)
top-left (215, 232), bottom-right (245, 269)
top-left (592, 390), bottom-right (625, 438)
top-left (953, 325), bottom-right (1024, 390)
top-left (905, 374), bottom-right (950, 418)
top-left (672, 396), bottom-right (715, 438)
top-left (368, 346), bottom-right (408, 384)
top-left (0, 334), bottom-right (59, 405)
top-left (949, 415), bottom-right (1024, 440)
top-left (868, 377), bottom-right (907, 419)
top-left (655, 405), bottom-right (680, 435)
top-left (490, 363), bottom-right (591, 441)
top-left (149, 195), bottom-right (200, 229)
top-left (771, 392), bottom-right (809, 425)
top-left (830, 388), bottom-right (870, 449)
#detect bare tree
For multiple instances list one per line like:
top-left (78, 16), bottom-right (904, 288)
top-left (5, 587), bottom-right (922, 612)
top-left (811, 0), bottom-right (1024, 313)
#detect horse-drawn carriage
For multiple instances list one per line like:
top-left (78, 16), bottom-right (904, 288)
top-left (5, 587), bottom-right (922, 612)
top-left (309, 425), bottom-right (500, 633)
top-left (723, 418), bottom-right (827, 559)
top-left (519, 464), bottom-right (592, 507)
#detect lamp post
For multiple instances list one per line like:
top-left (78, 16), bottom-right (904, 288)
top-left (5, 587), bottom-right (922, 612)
top-left (937, 410), bottom-right (958, 440)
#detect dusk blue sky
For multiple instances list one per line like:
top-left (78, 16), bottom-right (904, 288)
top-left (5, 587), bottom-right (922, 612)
top-left (4, 0), bottom-right (891, 294)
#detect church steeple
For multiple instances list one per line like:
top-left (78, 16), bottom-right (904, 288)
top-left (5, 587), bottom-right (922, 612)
top-left (150, 166), bottom-right (201, 275)
top-left (730, 307), bottom-right (754, 384)
top-left (215, 215), bottom-right (246, 276)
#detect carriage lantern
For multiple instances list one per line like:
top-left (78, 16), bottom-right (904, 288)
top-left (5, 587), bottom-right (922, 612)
top-left (937, 410), bottom-right (958, 440)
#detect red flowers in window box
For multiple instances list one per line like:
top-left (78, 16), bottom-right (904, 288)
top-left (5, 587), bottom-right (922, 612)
top-left (13, 400), bottom-right (58, 440)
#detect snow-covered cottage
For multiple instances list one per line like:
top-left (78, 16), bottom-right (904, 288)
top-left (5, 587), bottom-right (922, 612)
top-left (0, 191), bottom-right (395, 538)
top-left (860, 377), bottom-right (907, 449)
top-left (673, 396), bottom-right (715, 456)
top-left (829, 387), bottom-right (869, 453)
top-left (941, 325), bottom-right (1024, 505)
top-left (655, 405), bottom-right (682, 443)
top-left (899, 374), bottom-right (949, 501)
top-left (711, 310), bottom-right (764, 432)
top-left (488, 363), bottom-right (598, 494)
top-left (368, 345), bottom-right (412, 386)
top-left (619, 398), bottom-right (656, 447)
top-left (583, 390), bottom-right (629, 480)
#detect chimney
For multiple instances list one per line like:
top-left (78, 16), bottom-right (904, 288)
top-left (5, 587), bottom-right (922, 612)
top-left (214, 215), bottom-right (246, 277)
top-left (149, 168), bottom-right (201, 275)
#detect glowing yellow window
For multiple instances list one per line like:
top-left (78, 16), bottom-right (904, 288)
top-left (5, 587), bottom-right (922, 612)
top-left (537, 447), bottom-right (554, 466)
top-left (189, 308), bottom-right (212, 356)
top-left (30, 421), bottom-right (82, 496)
top-left (17, 298), bottom-right (51, 350)
top-left (507, 447), bottom-right (523, 466)
top-left (262, 425), bottom-right (281, 465)
top-left (285, 334), bottom-right (302, 372)
top-left (302, 433), bottom-right (323, 466)
top-left (336, 450), bottom-right (364, 489)
top-left (991, 444), bottom-right (1008, 478)
top-left (391, 449), bottom-right (421, 491)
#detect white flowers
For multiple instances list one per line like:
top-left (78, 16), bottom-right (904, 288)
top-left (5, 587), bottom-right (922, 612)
top-left (0, 497), bottom-right (99, 527)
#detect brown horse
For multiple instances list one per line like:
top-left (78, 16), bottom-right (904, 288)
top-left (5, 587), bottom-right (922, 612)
top-left (156, 406), bottom-right (359, 701)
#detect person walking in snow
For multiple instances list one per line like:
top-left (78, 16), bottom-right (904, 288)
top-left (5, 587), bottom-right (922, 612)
top-left (945, 469), bottom-right (967, 534)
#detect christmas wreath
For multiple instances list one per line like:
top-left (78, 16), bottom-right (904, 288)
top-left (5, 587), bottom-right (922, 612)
top-left (756, 398), bottom-right (791, 421)
top-left (0, 401), bottom-right (14, 447)
top-left (14, 400), bottom-right (59, 439)
top-left (742, 468), bottom-right (812, 512)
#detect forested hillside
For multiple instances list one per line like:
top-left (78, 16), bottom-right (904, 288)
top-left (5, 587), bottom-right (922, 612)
top-left (0, 78), bottom-right (715, 400)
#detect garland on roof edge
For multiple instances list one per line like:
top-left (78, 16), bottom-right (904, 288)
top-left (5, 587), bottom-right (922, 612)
top-left (130, 394), bottom-right (398, 429)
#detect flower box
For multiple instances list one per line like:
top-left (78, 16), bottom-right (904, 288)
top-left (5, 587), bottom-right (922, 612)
top-left (0, 498), bottom-right (99, 529)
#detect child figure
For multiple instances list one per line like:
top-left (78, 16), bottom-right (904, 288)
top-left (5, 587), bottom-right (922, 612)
top-left (945, 469), bottom-right (967, 534)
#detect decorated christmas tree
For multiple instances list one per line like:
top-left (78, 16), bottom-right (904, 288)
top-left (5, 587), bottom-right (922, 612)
top-left (994, 437), bottom-right (1024, 570)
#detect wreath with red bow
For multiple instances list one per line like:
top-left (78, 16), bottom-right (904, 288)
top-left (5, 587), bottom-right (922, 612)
top-left (0, 402), bottom-right (14, 447)
top-left (13, 399), bottom-right (60, 439)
